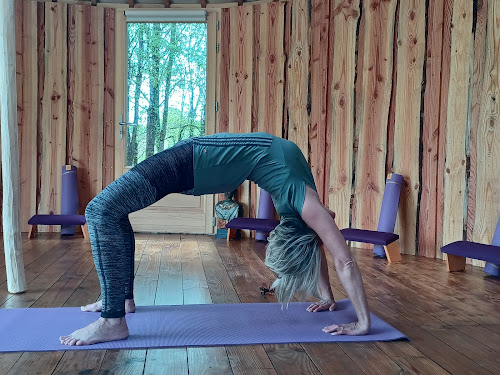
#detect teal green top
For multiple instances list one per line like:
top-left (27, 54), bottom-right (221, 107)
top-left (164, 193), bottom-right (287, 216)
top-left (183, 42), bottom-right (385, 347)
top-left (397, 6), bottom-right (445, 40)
top-left (190, 132), bottom-right (317, 217)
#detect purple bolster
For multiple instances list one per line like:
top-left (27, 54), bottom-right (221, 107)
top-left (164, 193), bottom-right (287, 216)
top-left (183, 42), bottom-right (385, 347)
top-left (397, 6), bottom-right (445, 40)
top-left (61, 165), bottom-right (79, 235)
top-left (256, 190), bottom-right (276, 241)
top-left (226, 218), bottom-right (280, 233)
top-left (340, 228), bottom-right (399, 246)
top-left (373, 173), bottom-right (404, 256)
top-left (441, 241), bottom-right (500, 265)
top-left (484, 216), bottom-right (500, 276)
top-left (28, 215), bottom-right (86, 226)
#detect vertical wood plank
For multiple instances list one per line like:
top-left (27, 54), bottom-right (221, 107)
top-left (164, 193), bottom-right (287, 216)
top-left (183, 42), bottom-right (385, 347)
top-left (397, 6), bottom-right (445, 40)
top-left (39, 2), bottom-right (67, 232)
top-left (436, 0), bottom-right (454, 259)
top-left (418, 0), bottom-right (445, 258)
top-left (467, 0), bottom-right (488, 267)
top-left (352, 0), bottom-right (397, 244)
top-left (67, 5), bottom-right (104, 215)
top-left (229, 5), bottom-right (253, 228)
top-left (103, 8), bottom-right (115, 189)
top-left (473, 1), bottom-right (500, 251)
top-left (393, 0), bottom-right (426, 255)
top-left (219, 8), bottom-right (230, 134)
top-left (327, 0), bottom-right (360, 229)
top-left (16, 0), bottom-right (38, 233)
top-left (442, 0), bottom-right (473, 247)
top-left (287, 0), bottom-right (309, 156)
top-left (310, 0), bottom-right (330, 203)
top-left (258, 1), bottom-right (285, 137)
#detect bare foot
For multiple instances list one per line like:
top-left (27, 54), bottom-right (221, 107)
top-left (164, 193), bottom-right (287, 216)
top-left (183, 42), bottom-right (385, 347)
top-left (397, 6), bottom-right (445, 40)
top-left (81, 299), bottom-right (136, 313)
top-left (60, 317), bottom-right (129, 346)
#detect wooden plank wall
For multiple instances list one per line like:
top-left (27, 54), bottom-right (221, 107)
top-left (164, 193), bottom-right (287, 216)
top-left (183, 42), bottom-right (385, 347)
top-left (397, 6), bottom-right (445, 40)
top-left (217, 0), bottom-right (500, 260)
top-left (10, 0), bottom-right (113, 232)
top-left (7, 0), bottom-right (500, 262)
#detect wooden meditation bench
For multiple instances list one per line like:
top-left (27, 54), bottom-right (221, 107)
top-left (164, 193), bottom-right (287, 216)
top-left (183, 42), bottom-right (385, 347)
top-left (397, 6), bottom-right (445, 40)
top-left (441, 241), bottom-right (500, 272)
top-left (28, 214), bottom-right (89, 240)
top-left (225, 218), bottom-right (280, 241)
top-left (340, 228), bottom-right (402, 263)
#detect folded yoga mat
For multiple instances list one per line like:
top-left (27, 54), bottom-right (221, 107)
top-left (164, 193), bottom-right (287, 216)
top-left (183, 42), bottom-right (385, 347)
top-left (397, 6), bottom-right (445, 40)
top-left (0, 299), bottom-right (407, 352)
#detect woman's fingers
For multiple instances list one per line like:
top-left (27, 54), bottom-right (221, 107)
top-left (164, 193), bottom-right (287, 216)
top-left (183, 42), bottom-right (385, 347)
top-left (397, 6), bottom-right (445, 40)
top-left (306, 301), bottom-right (336, 312)
top-left (322, 322), bottom-right (360, 335)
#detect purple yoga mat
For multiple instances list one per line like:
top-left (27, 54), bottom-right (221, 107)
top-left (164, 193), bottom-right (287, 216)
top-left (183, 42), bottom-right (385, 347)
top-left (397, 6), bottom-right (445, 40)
top-left (0, 300), bottom-right (407, 352)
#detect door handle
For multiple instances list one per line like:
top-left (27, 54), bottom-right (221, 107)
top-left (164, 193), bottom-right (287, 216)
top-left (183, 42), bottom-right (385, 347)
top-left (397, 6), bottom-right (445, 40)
top-left (119, 115), bottom-right (138, 140)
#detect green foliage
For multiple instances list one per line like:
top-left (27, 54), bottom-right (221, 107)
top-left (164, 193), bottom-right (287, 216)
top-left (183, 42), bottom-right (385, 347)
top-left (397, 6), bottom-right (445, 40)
top-left (126, 22), bottom-right (207, 166)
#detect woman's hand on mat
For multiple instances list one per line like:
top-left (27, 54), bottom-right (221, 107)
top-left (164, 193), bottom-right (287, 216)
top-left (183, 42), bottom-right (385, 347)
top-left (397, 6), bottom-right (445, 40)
top-left (306, 299), bottom-right (337, 312)
top-left (322, 321), bottom-right (369, 336)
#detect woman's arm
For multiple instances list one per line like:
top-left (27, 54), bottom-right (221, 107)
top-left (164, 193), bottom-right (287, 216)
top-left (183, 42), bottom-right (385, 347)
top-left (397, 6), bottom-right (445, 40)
top-left (306, 247), bottom-right (337, 312)
top-left (301, 186), bottom-right (370, 335)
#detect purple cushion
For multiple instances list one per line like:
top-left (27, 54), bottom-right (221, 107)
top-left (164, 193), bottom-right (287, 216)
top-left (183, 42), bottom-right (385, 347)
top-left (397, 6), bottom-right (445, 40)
top-left (340, 228), bottom-right (399, 246)
top-left (225, 218), bottom-right (280, 232)
top-left (441, 241), bottom-right (500, 264)
top-left (28, 214), bottom-right (86, 226)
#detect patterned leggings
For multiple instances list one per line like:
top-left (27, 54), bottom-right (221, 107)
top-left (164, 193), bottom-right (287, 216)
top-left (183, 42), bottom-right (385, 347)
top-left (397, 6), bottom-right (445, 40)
top-left (85, 140), bottom-right (194, 318)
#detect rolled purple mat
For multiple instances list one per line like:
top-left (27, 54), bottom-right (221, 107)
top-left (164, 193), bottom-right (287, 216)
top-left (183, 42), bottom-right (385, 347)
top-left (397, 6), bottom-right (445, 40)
top-left (373, 173), bottom-right (404, 257)
top-left (484, 216), bottom-right (500, 277)
top-left (256, 189), bottom-right (275, 241)
top-left (61, 165), bottom-right (79, 235)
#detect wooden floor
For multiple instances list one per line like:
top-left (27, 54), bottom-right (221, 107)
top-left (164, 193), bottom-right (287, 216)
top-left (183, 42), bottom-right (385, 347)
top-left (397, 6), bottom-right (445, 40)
top-left (0, 234), bottom-right (500, 375)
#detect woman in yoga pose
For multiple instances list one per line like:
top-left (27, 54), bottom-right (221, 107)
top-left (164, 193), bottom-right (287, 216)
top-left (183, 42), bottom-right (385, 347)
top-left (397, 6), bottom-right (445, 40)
top-left (60, 132), bottom-right (370, 346)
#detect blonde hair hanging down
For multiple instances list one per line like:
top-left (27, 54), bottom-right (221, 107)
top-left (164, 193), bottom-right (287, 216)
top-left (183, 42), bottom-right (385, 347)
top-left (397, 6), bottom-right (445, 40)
top-left (264, 216), bottom-right (322, 307)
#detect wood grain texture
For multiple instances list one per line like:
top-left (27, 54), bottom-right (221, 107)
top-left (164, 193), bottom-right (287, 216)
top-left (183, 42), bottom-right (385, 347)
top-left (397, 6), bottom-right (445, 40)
top-left (442, 0), bottom-right (473, 247)
top-left (103, 8), bottom-right (115, 190)
top-left (473, 1), bottom-right (500, 253)
top-left (327, 0), bottom-right (360, 230)
top-left (393, 0), bottom-right (426, 255)
top-left (219, 8), bottom-right (230, 134)
top-left (418, 0), bottom-right (445, 258)
top-left (352, 0), bottom-right (397, 247)
top-left (287, 0), bottom-right (309, 156)
top-left (436, 0), bottom-right (454, 259)
top-left (229, 5), bottom-right (253, 229)
top-left (467, 0), bottom-right (488, 267)
top-left (309, 0), bottom-right (330, 203)
top-left (39, 2), bottom-right (67, 232)
top-left (16, 0), bottom-right (38, 233)
top-left (67, 5), bottom-right (104, 214)
top-left (257, 1), bottom-right (285, 137)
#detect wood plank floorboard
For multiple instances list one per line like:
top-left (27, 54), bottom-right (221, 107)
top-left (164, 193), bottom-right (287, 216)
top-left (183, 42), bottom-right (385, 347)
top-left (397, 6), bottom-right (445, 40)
top-left (0, 235), bottom-right (499, 374)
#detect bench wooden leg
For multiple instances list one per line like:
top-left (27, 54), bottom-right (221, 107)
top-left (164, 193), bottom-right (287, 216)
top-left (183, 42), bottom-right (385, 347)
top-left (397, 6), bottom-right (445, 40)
top-left (384, 241), bottom-right (402, 263)
top-left (446, 254), bottom-right (466, 272)
top-left (226, 228), bottom-right (237, 242)
top-left (81, 223), bottom-right (90, 241)
top-left (28, 225), bottom-right (36, 239)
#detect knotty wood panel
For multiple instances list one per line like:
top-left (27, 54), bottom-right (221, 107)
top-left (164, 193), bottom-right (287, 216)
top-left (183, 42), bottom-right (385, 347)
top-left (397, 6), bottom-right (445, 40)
top-left (352, 0), bottom-right (397, 246)
top-left (229, 5), bottom-right (253, 228)
top-left (309, 0), bottom-right (330, 202)
top-left (393, 0), bottom-right (426, 255)
top-left (442, 0), bottom-right (473, 247)
top-left (103, 8), bottom-right (115, 189)
top-left (327, 0), bottom-right (360, 230)
top-left (287, 0), bottom-right (309, 157)
top-left (257, 1), bottom-right (285, 137)
top-left (16, 0), bottom-right (38, 233)
top-left (418, 0), bottom-right (445, 258)
top-left (67, 5), bottom-right (104, 215)
top-left (436, 0), bottom-right (454, 260)
top-left (473, 1), bottom-right (500, 252)
top-left (39, 2), bottom-right (68, 232)
top-left (467, 0), bottom-right (488, 267)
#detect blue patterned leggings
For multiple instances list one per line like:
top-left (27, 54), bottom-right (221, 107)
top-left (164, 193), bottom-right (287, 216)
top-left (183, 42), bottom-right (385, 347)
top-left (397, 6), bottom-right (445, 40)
top-left (85, 141), bottom-right (194, 318)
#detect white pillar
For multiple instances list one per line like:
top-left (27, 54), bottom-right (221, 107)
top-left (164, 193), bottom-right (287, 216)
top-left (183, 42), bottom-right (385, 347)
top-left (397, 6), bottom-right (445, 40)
top-left (0, 0), bottom-right (27, 294)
